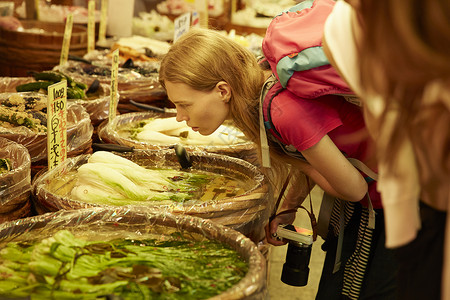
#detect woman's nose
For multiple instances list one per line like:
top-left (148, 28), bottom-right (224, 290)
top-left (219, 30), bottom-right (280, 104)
top-left (176, 111), bottom-right (188, 122)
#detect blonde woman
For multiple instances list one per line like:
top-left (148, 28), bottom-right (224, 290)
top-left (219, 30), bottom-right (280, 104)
top-left (323, 0), bottom-right (450, 299)
top-left (159, 24), bottom-right (398, 299)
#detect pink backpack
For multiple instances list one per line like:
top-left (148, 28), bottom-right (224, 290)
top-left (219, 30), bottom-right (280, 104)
top-left (262, 0), bottom-right (353, 99)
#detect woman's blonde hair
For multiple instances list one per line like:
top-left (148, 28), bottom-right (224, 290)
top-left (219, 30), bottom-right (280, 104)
top-left (159, 28), bottom-right (293, 186)
top-left (354, 0), bottom-right (450, 195)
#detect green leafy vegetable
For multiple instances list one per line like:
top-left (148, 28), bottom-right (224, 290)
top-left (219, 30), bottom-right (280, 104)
top-left (0, 158), bottom-right (11, 174)
top-left (0, 230), bottom-right (248, 299)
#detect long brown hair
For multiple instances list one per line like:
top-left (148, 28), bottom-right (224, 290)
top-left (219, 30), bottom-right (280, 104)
top-left (354, 0), bottom-right (450, 197)
top-left (159, 28), bottom-right (294, 186)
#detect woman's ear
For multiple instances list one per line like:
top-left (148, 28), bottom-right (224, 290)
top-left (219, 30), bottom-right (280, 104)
top-left (215, 81), bottom-right (232, 103)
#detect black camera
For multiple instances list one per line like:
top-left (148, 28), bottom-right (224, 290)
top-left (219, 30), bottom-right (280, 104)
top-left (275, 224), bottom-right (313, 287)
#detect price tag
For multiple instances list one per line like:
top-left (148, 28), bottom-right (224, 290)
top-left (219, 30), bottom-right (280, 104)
top-left (195, 0), bottom-right (208, 28)
top-left (174, 12), bottom-right (191, 42)
top-left (87, 0), bottom-right (96, 53)
top-left (98, 0), bottom-right (108, 42)
top-left (47, 81), bottom-right (67, 170)
top-left (60, 13), bottom-right (73, 66)
top-left (109, 49), bottom-right (119, 122)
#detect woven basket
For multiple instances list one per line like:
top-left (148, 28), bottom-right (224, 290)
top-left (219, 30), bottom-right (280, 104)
top-left (0, 21), bottom-right (88, 77)
top-left (98, 111), bottom-right (259, 164)
top-left (33, 150), bottom-right (272, 242)
top-left (0, 207), bottom-right (267, 299)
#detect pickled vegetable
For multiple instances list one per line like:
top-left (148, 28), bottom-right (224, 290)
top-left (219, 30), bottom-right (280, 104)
top-left (0, 230), bottom-right (248, 299)
top-left (0, 158), bottom-right (11, 174)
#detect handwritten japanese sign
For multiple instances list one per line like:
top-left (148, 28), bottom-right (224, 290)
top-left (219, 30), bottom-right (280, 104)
top-left (109, 49), bottom-right (119, 122)
top-left (47, 81), bottom-right (67, 170)
top-left (174, 13), bottom-right (191, 42)
top-left (60, 13), bottom-right (73, 66)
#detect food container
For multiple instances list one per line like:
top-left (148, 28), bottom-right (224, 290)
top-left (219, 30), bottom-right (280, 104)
top-left (0, 77), bottom-right (114, 125)
top-left (33, 150), bottom-right (272, 242)
top-left (0, 21), bottom-right (87, 77)
top-left (0, 92), bottom-right (94, 162)
top-left (0, 207), bottom-right (267, 299)
top-left (0, 137), bottom-right (32, 222)
top-left (98, 111), bottom-right (258, 164)
top-left (55, 50), bottom-right (169, 110)
top-left (62, 81), bottom-right (115, 125)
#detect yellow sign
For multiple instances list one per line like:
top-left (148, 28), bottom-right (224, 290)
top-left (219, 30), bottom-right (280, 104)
top-left (98, 0), bottom-right (108, 42)
top-left (47, 81), bottom-right (67, 170)
top-left (87, 0), bottom-right (96, 53)
top-left (60, 13), bottom-right (73, 66)
top-left (109, 49), bottom-right (119, 122)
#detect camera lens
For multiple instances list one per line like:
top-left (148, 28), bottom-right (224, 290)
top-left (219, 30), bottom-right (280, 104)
top-left (281, 241), bottom-right (312, 286)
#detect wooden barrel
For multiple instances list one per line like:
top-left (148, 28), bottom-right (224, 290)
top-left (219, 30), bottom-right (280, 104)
top-left (0, 20), bottom-right (88, 76)
top-left (33, 150), bottom-right (272, 243)
top-left (0, 207), bottom-right (268, 299)
top-left (98, 112), bottom-right (259, 164)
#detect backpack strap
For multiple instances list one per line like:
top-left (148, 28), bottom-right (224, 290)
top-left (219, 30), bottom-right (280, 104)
top-left (259, 74), bottom-right (278, 167)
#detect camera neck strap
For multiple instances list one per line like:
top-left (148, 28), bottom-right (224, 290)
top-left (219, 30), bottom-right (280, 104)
top-left (270, 171), bottom-right (318, 241)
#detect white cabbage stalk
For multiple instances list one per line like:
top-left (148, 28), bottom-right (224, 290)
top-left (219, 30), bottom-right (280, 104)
top-left (74, 163), bottom-right (150, 201)
top-left (142, 117), bottom-right (186, 132)
top-left (87, 162), bottom-right (176, 191)
top-left (136, 130), bottom-right (180, 144)
top-left (135, 117), bottom-right (247, 146)
top-left (71, 151), bottom-right (179, 203)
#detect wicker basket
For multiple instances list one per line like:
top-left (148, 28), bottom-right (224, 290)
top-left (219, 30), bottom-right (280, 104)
top-left (33, 150), bottom-right (273, 242)
top-left (98, 111), bottom-right (259, 164)
top-left (0, 21), bottom-right (88, 77)
top-left (0, 207), bottom-right (267, 299)
top-left (0, 137), bottom-right (32, 222)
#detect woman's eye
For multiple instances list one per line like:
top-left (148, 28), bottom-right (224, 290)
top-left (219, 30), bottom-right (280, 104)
top-left (178, 104), bottom-right (190, 109)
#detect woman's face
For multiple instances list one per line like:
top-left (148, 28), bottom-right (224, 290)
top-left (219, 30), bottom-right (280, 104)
top-left (165, 80), bottom-right (231, 135)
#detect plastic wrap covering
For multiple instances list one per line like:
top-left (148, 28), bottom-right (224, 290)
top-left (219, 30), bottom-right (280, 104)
top-left (0, 92), bottom-right (94, 162)
top-left (67, 82), bottom-right (116, 125)
top-left (98, 111), bottom-right (259, 164)
top-left (0, 77), bottom-right (34, 93)
top-left (0, 77), bottom-right (114, 125)
top-left (55, 50), bottom-right (167, 105)
top-left (0, 207), bottom-right (267, 299)
top-left (0, 137), bottom-right (32, 222)
top-left (33, 150), bottom-right (273, 243)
